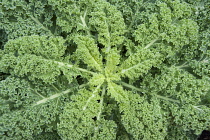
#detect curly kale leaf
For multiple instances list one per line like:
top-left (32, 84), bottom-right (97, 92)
top-left (0, 76), bottom-right (77, 139)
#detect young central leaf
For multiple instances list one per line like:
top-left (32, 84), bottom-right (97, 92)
top-left (74, 35), bottom-right (103, 72)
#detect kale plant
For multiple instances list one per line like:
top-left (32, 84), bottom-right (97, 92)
top-left (0, 0), bottom-right (209, 139)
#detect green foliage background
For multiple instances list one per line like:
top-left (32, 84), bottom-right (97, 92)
top-left (0, 0), bottom-right (209, 139)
